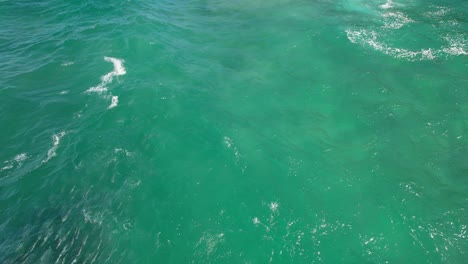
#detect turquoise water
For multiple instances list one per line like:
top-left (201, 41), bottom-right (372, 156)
top-left (1, 0), bottom-right (467, 262)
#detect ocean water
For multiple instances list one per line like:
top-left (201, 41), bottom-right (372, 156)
top-left (0, 0), bottom-right (467, 263)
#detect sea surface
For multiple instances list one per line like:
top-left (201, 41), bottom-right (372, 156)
top-left (0, 0), bottom-right (467, 263)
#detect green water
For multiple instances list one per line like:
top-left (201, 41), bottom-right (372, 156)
top-left (1, 0), bottom-right (467, 263)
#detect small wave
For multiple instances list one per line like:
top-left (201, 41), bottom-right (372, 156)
top-left (61, 61), bottom-right (74, 67)
top-left (382, 11), bottom-right (413, 29)
top-left (86, 85), bottom-right (108, 93)
top-left (114, 148), bottom-right (134, 157)
top-left (42, 132), bottom-right (66, 163)
top-left (224, 136), bottom-right (241, 162)
top-left (443, 46), bottom-right (467, 56)
top-left (82, 209), bottom-right (103, 225)
top-left (125, 178), bottom-right (142, 189)
top-left (194, 231), bottom-right (225, 257)
top-left (380, 0), bottom-right (393, 10)
top-left (425, 6), bottom-right (450, 18)
top-left (345, 2), bottom-right (466, 61)
top-left (108, 96), bottom-right (118, 109)
top-left (442, 35), bottom-right (467, 56)
top-left (253, 217), bottom-right (260, 225)
top-left (102, 57), bottom-right (126, 82)
top-left (1, 153), bottom-right (27, 171)
top-left (346, 29), bottom-right (442, 61)
top-left (1, 164), bottom-right (13, 171)
top-left (269, 202), bottom-right (279, 212)
top-left (14, 153), bottom-right (27, 163)
top-left (86, 57), bottom-right (126, 94)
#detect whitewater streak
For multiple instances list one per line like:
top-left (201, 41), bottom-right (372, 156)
top-left (1, 153), bottom-right (27, 171)
top-left (86, 57), bottom-right (126, 109)
top-left (346, 29), bottom-right (466, 60)
top-left (345, 2), bottom-right (467, 61)
top-left (42, 132), bottom-right (66, 163)
top-left (108, 96), bottom-right (119, 109)
top-left (87, 57), bottom-right (126, 93)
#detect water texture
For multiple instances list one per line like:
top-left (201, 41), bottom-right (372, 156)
top-left (0, 0), bottom-right (467, 263)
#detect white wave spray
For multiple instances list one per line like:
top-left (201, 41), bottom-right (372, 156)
top-left (87, 57), bottom-right (126, 93)
top-left (86, 57), bottom-right (126, 109)
top-left (1, 153), bottom-right (28, 171)
top-left (42, 132), bottom-right (66, 163)
top-left (108, 96), bottom-right (119, 109)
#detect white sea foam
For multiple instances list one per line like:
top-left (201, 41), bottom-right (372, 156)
top-left (346, 26), bottom-right (468, 60)
top-left (345, 29), bottom-right (441, 61)
top-left (442, 35), bottom-right (467, 56)
top-left (253, 217), bottom-right (260, 225)
top-left (86, 57), bottom-right (126, 94)
top-left (344, 2), bottom-right (468, 61)
top-left (61, 61), bottom-right (74, 67)
top-left (223, 136), bottom-right (233, 148)
top-left (383, 11), bottom-right (414, 29)
top-left (86, 85), bottom-right (108, 93)
top-left (421, 49), bottom-right (436, 60)
top-left (14, 153), bottom-right (27, 163)
top-left (1, 164), bottom-right (13, 171)
top-left (380, 0), bottom-right (393, 9)
top-left (195, 231), bottom-right (225, 257)
top-left (108, 96), bottom-right (118, 109)
top-left (444, 20), bottom-right (459, 27)
top-left (82, 209), bottom-right (103, 225)
top-left (443, 46), bottom-right (467, 56)
top-left (426, 6), bottom-right (450, 18)
top-left (346, 29), bottom-right (387, 53)
top-left (269, 202), bottom-right (279, 212)
top-left (224, 136), bottom-right (241, 162)
top-left (102, 56), bottom-right (126, 81)
top-left (1, 153), bottom-right (28, 171)
top-left (114, 148), bottom-right (134, 157)
top-left (43, 132), bottom-right (66, 163)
